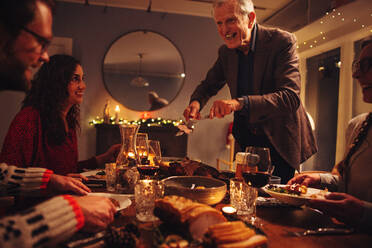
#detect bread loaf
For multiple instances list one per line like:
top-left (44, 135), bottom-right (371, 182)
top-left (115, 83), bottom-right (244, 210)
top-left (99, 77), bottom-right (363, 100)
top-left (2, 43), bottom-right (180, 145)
top-left (154, 195), bottom-right (227, 240)
top-left (204, 221), bottom-right (267, 248)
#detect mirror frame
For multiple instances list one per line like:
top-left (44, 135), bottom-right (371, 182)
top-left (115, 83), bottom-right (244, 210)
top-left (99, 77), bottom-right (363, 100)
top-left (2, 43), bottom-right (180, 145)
top-left (101, 29), bottom-right (186, 112)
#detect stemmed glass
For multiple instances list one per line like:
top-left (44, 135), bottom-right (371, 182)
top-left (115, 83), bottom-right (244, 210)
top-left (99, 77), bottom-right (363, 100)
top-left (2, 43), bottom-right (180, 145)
top-left (243, 147), bottom-right (274, 188)
top-left (136, 134), bottom-right (159, 178)
top-left (148, 140), bottom-right (162, 166)
top-left (241, 146), bottom-right (274, 225)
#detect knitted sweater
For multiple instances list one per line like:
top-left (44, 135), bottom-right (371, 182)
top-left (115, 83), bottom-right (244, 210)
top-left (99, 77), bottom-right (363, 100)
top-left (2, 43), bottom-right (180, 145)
top-left (0, 163), bottom-right (84, 247)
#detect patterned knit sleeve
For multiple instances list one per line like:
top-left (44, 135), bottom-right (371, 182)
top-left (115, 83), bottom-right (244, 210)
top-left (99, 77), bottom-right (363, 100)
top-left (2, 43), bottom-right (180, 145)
top-left (0, 195), bottom-right (84, 248)
top-left (0, 163), bottom-right (53, 196)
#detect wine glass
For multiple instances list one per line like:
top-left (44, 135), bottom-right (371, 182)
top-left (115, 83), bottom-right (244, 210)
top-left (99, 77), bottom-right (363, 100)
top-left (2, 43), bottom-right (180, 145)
top-left (136, 134), bottom-right (159, 178)
top-left (241, 146), bottom-right (274, 226)
top-left (148, 140), bottom-right (162, 166)
top-left (243, 146), bottom-right (274, 188)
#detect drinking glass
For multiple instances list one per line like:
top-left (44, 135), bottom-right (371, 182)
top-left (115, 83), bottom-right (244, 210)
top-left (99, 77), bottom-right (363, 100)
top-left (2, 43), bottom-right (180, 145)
top-left (135, 179), bottom-right (164, 222)
top-left (243, 147), bottom-right (274, 188)
top-left (105, 163), bottom-right (116, 192)
top-left (242, 147), bottom-right (274, 226)
top-left (136, 133), bottom-right (149, 165)
top-left (148, 140), bottom-right (162, 166)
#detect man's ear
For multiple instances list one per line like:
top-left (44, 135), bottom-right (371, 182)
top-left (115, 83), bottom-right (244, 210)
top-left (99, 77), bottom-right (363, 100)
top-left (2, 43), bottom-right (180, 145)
top-left (248, 12), bottom-right (256, 28)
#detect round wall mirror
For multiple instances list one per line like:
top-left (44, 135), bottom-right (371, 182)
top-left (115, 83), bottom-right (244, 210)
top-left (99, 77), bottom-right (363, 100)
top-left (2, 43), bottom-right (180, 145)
top-left (102, 30), bottom-right (185, 111)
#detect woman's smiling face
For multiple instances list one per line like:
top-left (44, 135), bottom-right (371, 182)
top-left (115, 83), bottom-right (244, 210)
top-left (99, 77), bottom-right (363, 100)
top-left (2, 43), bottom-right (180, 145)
top-left (67, 64), bottom-right (86, 106)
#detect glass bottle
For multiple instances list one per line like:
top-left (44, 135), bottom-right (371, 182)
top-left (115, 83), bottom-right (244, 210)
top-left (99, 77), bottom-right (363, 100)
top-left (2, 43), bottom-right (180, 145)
top-left (115, 124), bottom-right (140, 193)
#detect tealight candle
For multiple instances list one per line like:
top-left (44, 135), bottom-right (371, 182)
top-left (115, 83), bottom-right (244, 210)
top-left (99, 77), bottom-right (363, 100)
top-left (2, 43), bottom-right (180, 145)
top-left (222, 206), bottom-right (237, 218)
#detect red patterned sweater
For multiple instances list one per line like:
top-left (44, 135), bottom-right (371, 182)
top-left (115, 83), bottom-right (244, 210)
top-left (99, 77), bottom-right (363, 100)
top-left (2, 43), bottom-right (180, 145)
top-left (0, 107), bottom-right (97, 175)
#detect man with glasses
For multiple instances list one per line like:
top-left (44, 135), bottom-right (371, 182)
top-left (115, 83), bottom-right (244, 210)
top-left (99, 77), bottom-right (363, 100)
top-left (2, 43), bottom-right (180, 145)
top-left (0, 1), bottom-right (116, 247)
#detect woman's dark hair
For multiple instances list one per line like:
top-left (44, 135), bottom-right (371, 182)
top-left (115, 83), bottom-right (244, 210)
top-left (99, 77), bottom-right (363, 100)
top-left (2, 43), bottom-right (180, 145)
top-left (23, 54), bottom-right (81, 145)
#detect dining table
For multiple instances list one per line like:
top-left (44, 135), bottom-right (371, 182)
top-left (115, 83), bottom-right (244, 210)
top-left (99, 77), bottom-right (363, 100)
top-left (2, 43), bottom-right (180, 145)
top-left (63, 185), bottom-right (372, 248)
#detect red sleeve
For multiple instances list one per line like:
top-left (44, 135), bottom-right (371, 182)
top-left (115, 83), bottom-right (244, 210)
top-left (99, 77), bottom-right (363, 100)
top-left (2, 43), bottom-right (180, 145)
top-left (0, 107), bottom-right (41, 168)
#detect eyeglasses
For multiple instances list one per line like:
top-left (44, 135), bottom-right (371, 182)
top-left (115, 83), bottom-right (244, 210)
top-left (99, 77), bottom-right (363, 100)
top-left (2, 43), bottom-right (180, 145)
top-left (21, 26), bottom-right (51, 53)
top-left (352, 57), bottom-right (372, 74)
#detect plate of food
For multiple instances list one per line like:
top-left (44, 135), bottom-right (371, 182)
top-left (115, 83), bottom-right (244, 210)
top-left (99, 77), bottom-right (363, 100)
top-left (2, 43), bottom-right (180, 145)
top-left (88, 192), bottom-right (132, 211)
top-left (81, 169), bottom-right (106, 179)
top-left (262, 184), bottom-right (329, 206)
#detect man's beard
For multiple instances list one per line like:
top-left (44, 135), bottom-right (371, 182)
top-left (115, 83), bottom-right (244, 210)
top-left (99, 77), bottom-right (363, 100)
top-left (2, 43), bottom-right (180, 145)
top-left (0, 52), bottom-right (28, 92)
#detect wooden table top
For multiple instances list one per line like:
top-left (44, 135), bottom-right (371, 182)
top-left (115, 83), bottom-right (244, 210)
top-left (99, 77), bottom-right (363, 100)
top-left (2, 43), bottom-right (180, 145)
top-left (66, 195), bottom-right (372, 248)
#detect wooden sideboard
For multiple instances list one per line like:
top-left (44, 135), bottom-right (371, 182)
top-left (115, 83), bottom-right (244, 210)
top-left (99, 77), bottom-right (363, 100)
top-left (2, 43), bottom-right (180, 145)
top-left (95, 124), bottom-right (188, 157)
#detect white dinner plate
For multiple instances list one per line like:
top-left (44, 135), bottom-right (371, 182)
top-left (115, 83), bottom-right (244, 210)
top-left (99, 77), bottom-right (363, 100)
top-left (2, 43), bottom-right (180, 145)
top-left (88, 192), bottom-right (132, 211)
top-left (262, 184), bottom-right (329, 207)
top-left (80, 169), bottom-right (105, 177)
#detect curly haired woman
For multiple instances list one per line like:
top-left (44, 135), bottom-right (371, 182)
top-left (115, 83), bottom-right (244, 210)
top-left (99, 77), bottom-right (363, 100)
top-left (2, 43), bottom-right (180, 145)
top-left (0, 54), bottom-right (119, 175)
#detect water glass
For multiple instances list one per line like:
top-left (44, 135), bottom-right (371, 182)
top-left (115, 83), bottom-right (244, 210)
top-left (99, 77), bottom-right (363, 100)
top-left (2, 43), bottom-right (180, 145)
top-left (105, 163), bottom-right (116, 192)
top-left (230, 178), bottom-right (257, 218)
top-left (135, 179), bottom-right (164, 222)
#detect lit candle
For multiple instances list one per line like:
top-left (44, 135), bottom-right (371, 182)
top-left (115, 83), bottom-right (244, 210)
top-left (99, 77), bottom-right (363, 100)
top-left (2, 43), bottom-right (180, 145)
top-left (115, 105), bottom-right (120, 122)
top-left (222, 206), bottom-right (237, 218)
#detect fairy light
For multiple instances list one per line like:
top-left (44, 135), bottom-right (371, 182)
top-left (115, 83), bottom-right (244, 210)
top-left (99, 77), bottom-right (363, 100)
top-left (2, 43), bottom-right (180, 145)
top-left (299, 6), bottom-right (371, 51)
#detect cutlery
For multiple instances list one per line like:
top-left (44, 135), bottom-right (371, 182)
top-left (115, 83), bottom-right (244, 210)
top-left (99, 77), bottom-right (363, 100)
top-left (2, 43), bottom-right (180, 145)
top-left (175, 114), bottom-right (210, 136)
top-left (288, 227), bottom-right (354, 237)
top-left (66, 230), bottom-right (106, 248)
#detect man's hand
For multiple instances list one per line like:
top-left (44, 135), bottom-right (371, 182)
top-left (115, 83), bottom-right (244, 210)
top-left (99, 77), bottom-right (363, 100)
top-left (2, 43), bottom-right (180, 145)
top-left (74, 196), bottom-right (117, 232)
top-left (209, 99), bottom-right (240, 118)
top-left (307, 193), bottom-right (364, 226)
top-left (48, 174), bottom-right (91, 195)
top-left (287, 173), bottom-right (321, 188)
top-left (96, 144), bottom-right (121, 167)
top-left (183, 101), bottom-right (201, 121)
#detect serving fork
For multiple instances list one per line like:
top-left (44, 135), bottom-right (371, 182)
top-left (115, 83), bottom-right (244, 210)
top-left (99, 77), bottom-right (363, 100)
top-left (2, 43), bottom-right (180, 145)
top-left (287, 227), bottom-right (354, 237)
top-left (175, 114), bottom-right (210, 136)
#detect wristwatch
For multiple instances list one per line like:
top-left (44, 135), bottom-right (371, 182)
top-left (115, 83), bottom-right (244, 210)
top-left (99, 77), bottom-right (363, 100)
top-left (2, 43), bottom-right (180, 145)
top-left (235, 97), bottom-right (245, 110)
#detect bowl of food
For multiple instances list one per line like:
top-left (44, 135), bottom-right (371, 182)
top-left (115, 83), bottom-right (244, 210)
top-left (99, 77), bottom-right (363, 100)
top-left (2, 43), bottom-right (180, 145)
top-left (163, 176), bottom-right (227, 205)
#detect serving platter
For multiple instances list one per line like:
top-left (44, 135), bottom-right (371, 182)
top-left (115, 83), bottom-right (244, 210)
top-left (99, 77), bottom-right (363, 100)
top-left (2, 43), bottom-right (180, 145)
top-left (262, 184), bottom-right (329, 206)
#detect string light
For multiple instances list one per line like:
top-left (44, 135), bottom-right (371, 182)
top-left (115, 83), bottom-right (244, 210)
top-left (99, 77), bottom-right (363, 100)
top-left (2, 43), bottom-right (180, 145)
top-left (89, 116), bottom-right (184, 127)
top-left (299, 6), bottom-right (371, 51)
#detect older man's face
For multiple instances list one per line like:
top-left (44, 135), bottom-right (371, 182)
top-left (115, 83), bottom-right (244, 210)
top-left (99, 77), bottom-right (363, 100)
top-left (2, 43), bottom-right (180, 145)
top-left (6, 1), bottom-right (52, 86)
top-left (214, 0), bottom-right (255, 51)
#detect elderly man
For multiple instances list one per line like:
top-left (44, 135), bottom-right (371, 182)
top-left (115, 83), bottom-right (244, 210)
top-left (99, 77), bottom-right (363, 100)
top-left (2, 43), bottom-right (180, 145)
top-left (0, 1), bottom-right (116, 247)
top-left (184, 0), bottom-right (317, 183)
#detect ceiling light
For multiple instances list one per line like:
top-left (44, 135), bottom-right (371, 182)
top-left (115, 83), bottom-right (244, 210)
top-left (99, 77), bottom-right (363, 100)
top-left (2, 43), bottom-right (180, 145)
top-left (130, 53), bottom-right (149, 87)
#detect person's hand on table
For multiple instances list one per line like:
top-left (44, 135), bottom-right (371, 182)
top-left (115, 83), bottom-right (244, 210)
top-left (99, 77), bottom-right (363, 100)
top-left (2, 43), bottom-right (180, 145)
top-left (209, 99), bottom-right (241, 118)
top-left (74, 195), bottom-right (117, 232)
top-left (287, 173), bottom-right (321, 188)
top-left (96, 144), bottom-right (121, 166)
top-left (307, 192), bottom-right (364, 226)
top-left (48, 174), bottom-right (91, 195)
top-left (183, 100), bottom-right (201, 121)
top-left (67, 173), bottom-right (88, 181)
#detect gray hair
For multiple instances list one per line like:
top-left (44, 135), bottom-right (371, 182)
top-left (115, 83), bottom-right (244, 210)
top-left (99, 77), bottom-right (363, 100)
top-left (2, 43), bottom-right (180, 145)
top-left (212, 0), bottom-right (255, 16)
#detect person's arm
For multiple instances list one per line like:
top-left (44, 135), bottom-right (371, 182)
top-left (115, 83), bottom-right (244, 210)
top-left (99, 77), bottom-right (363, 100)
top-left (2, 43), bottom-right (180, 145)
top-left (241, 32), bottom-right (301, 123)
top-left (318, 173), bottom-right (339, 192)
top-left (0, 163), bottom-right (52, 195)
top-left (77, 144), bottom-right (121, 171)
top-left (0, 107), bottom-right (40, 168)
top-left (0, 195), bottom-right (84, 248)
